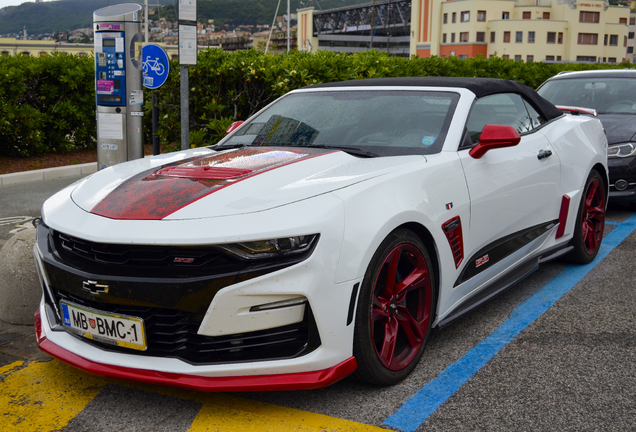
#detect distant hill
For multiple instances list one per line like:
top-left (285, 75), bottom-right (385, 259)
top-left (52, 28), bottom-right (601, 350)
top-left (0, 0), bottom-right (371, 36)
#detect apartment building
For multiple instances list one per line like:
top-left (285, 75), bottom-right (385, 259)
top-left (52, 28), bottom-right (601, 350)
top-left (411, 0), bottom-right (631, 62)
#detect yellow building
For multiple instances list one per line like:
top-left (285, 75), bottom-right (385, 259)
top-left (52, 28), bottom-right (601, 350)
top-left (411, 0), bottom-right (631, 62)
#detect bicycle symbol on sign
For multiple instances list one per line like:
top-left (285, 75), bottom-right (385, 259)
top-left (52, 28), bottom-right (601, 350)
top-left (143, 57), bottom-right (166, 76)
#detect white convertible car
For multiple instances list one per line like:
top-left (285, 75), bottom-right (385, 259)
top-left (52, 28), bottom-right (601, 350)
top-left (34, 77), bottom-right (607, 391)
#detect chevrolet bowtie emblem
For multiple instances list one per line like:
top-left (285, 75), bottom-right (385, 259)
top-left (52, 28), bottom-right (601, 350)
top-left (82, 280), bottom-right (109, 295)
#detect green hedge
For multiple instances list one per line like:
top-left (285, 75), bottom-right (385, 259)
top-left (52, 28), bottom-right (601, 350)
top-left (0, 49), bottom-right (632, 157)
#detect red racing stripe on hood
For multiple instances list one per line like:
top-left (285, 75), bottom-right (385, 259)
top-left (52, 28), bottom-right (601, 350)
top-left (90, 147), bottom-right (333, 220)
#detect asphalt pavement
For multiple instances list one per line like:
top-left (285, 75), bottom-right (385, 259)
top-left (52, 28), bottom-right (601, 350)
top-left (0, 172), bottom-right (635, 431)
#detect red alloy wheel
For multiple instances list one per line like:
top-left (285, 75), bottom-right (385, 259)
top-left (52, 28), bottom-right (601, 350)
top-left (581, 177), bottom-right (605, 256)
top-left (370, 244), bottom-right (432, 371)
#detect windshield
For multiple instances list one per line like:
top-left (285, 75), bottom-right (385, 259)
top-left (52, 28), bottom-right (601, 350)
top-left (538, 77), bottom-right (636, 115)
top-left (213, 90), bottom-right (460, 157)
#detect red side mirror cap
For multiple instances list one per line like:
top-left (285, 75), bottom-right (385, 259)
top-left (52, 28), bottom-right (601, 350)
top-left (226, 121), bottom-right (244, 135)
top-left (469, 124), bottom-right (521, 159)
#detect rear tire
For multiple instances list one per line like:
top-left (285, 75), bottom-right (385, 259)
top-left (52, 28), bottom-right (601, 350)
top-left (565, 170), bottom-right (606, 264)
top-left (352, 229), bottom-right (436, 386)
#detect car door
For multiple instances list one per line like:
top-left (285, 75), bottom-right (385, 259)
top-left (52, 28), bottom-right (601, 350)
top-left (456, 93), bottom-right (561, 290)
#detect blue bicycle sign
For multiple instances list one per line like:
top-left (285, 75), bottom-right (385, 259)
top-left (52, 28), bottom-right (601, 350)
top-left (142, 44), bottom-right (170, 90)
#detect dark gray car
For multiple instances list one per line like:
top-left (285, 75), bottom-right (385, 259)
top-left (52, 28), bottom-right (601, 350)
top-left (537, 69), bottom-right (636, 203)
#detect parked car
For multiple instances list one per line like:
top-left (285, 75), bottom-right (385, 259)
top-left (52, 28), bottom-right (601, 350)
top-left (34, 77), bottom-right (608, 391)
top-left (537, 69), bottom-right (636, 203)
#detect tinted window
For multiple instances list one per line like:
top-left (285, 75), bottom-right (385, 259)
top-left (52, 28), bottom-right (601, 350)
top-left (538, 77), bottom-right (636, 114)
top-left (466, 93), bottom-right (540, 143)
top-left (216, 90), bottom-right (460, 156)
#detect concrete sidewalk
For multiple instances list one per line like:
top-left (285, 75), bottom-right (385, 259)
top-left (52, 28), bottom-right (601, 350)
top-left (0, 162), bottom-right (97, 186)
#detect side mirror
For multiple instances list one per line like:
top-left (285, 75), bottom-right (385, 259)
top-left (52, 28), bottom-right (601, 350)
top-left (469, 124), bottom-right (521, 159)
top-left (226, 120), bottom-right (244, 135)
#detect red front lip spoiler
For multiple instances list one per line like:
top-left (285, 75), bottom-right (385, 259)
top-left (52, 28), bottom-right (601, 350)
top-left (34, 309), bottom-right (357, 392)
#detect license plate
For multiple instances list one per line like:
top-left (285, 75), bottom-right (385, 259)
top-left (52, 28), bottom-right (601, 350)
top-left (60, 301), bottom-right (147, 351)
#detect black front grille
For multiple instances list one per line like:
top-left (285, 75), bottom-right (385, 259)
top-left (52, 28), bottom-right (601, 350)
top-left (51, 289), bottom-right (319, 365)
top-left (52, 230), bottom-right (242, 278)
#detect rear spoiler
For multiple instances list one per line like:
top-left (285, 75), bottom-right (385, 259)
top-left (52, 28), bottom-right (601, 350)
top-left (555, 105), bottom-right (598, 117)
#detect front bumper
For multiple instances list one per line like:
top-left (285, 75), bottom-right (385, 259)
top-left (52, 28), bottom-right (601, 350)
top-left (608, 156), bottom-right (636, 201)
top-left (35, 308), bottom-right (357, 391)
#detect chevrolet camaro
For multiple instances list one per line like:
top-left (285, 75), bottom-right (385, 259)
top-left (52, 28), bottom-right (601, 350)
top-left (34, 77), bottom-right (608, 391)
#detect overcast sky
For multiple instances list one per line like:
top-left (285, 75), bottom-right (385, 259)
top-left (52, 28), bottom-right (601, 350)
top-left (0, 0), bottom-right (53, 8)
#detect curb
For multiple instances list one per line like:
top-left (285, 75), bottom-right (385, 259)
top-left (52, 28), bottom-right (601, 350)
top-left (0, 162), bottom-right (97, 186)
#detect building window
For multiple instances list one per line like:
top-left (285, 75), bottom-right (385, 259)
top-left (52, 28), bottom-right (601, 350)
top-left (580, 11), bottom-right (600, 23)
top-left (629, 32), bottom-right (634, 39)
top-left (578, 33), bottom-right (598, 45)
top-left (628, 47), bottom-right (634, 54)
top-left (450, 50), bottom-right (456, 56)
top-left (452, 12), bottom-right (456, 23)
top-left (557, 56), bottom-right (561, 61)
top-left (460, 32), bottom-right (469, 42)
top-left (458, 54), bottom-right (468, 59)
top-left (502, 12), bottom-right (510, 19)
top-left (547, 32), bottom-right (556, 43)
top-left (610, 34), bottom-right (618, 46)
top-left (504, 31), bottom-right (511, 43)
top-left (461, 11), bottom-right (470, 22)
top-left (444, 13), bottom-right (448, 24)
top-left (476, 32), bottom-right (485, 42)
top-left (546, 55), bottom-right (555, 61)
top-left (625, 36), bottom-right (628, 47)
top-left (527, 55), bottom-right (534, 62)
top-left (604, 34), bottom-right (608, 45)
top-left (558, 32), bottom-right (563, 44)
top-left (516, 31), bottom-right (523, 43)
top-left (631, 18), bottom-right (636, 25)
top-left (577, 56), bottom-right (596, 62)
top-left (608, 57), bottom-right (617, 62)
top-left (443, 33), bottom-right (447, 43)
top-left (515, 55), bottom-right (522, 61)
top-left (490, 31), bottom-right (495, 43)
top-left (543, 12), bottom-right (550, 19)
top-left (620, 18), bottom-right (627, 24)
top-left (451, 33), bottom-right (456, 43)
top-left (477, 10), bottom-right (486, 22)
top-left (528, 31), bottom-right (535, 43)
top-left (522, 11), bottom-right (531, 20)
top-left (503, 54), bottom-right (509, 59)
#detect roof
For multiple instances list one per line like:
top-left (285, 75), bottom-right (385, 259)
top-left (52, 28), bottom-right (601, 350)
top-left (308, 77), bottom-right (563, 121)
top-left (551, 69), bottom-right (636, 79)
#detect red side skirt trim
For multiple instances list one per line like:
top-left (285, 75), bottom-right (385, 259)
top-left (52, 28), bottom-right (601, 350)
top-left (36, 331), bottom-right (357, 392)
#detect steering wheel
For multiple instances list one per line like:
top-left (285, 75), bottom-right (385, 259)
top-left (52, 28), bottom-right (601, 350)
top-left (608, 100), bottom-right (635, 112)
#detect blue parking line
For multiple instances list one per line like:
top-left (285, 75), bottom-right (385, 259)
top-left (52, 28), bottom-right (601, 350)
top-left (384, 214), bottom-right (636, 432)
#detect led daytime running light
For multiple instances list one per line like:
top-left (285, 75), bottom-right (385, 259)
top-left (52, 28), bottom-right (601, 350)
top-left (250, 297), bottom-right (308, 312)
top-left (220, 235), bottom-right (318, 260)
top-left (608, 142), bottom-right (636, 158)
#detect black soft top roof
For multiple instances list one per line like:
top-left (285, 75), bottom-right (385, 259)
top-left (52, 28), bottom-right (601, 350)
top-left (308, 77), bottom-right (563, 121)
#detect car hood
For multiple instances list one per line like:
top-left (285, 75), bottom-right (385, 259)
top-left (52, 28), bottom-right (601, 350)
top-left (597, 114), bottom-right (636, 145)
top-left (70, 147), bottom-right (422, 220)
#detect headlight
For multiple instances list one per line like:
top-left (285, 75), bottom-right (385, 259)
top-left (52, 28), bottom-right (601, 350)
top-left (219, 235), bottom-right (319, 260)
top-left (608, 142), bottom-right (636, 158)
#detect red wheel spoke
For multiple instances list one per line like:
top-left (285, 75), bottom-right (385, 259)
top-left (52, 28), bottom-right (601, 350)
top-left (584, 221), bottom-right (598, 251)
top-left (587, 205), bottom-right (605, 222)
top-left (381, 249), bottom-right (400, 298)
top-left (395, 266), bottom-right (428, 302)
top-left (371, 308), bottom-right (390, 322)
top-left (379, 317), bottom-right (399, 366)
top-left (396, 306), bottom-right (425, 348)
top-left (586, 180), bottom-right (599, 207)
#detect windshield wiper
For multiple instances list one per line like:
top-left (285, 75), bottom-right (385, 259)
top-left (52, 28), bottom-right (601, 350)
top-left (305, 144), bottom-right (379, 158)
top-left (211, 143), bottom-right (247, 151)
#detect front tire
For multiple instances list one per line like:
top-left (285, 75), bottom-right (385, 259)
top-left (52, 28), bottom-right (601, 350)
top-left (352, 229), bottom-right (436, 386)
top-left (566, 170), bottom-right (606, 264)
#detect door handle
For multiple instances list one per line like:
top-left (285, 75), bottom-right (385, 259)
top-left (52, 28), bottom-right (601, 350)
top-left (537, 149), bottom-right (553, 160)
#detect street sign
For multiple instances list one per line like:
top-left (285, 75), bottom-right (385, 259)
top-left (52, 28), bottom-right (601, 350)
top-left (142, 44), bottom-right (170, 89)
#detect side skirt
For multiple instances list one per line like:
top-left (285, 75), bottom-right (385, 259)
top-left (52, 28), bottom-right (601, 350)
top-left (436, 243), bottom-right (572, 329)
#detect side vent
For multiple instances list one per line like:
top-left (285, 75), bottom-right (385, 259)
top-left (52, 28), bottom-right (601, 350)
top-left (442, 216), bottom-right (464, 269)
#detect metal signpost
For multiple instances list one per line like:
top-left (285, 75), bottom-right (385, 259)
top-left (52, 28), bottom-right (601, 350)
top-left (178, 0), bottom-right (197, 151)
top-left (93, 4), bottom-right (144, 170)
top-left (142, 44), bottom-right (170, 155)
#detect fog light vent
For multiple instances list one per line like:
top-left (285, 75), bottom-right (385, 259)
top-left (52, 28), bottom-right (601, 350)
top-left (615, 179), bottom-right (628, 191)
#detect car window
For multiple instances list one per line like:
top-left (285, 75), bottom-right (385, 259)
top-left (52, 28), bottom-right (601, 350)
top-left (465, 93), bottom-right (537, 144)
top-left (538, 77), bottom-right (636, 114)
top-left (215, 90), bottom-right (460, 157)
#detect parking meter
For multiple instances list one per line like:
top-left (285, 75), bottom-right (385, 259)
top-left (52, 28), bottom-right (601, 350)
top-left (93, 4), bottom-right (144, 170)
